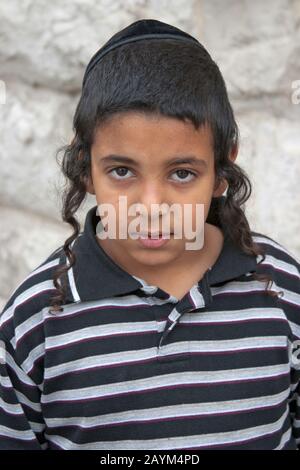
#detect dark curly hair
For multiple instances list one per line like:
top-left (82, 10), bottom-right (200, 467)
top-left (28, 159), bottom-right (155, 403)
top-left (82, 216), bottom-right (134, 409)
top-left (49, 38), bottom-right (281, 314)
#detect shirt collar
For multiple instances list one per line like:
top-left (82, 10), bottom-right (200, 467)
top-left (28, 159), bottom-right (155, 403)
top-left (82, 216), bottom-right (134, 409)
top-left (62, 199), bottom-right (259, 304)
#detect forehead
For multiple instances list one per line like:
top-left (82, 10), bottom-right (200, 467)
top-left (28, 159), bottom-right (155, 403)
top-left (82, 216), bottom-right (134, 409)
top-left (92, 112), bottom-right (214, 158)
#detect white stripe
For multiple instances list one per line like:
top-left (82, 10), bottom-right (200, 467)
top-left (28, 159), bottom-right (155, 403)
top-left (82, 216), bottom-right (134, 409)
top-left (28, 421), bottom-right (46, 434)
top-left (44, 407), bottom-right (290, 450)
top-left (67, 264), bottom-right (81, 303)
top-left (21, 342), bottom-right (45, 374)
top-left (0, 375), bottom-right (14, 388)
top-left (11, 308), bottom-right (44, 349)
top-left (45, 337), bottom-right (289, 380)
top-left (139, 295), bottom-right (178, 306)
top-left (10, 292), bottom-right (171, 353)
top-left (0, 424), bottom-right (39, 441)
top-left (168, 307), bottom-right (182, 324)
top-left (0, 280), bottom-right (56, 328)
top-left (289, 320), bottom-right (300, 340)
top-left (252, 235), bottom-right (300, 265)
top-left (211, 279), bottom-right (285, 296)
top-left (9, 306), bottom-right (292, 359)
top-left (65, 236), bottom-right (84, 303)
top-left (182, 307), bottom-right (287, 324)
top-left (274, 427), bottom-right (292, 449)
top-left (289, 383), bottom-right (299, 394)
top-left (293, 418), bottom-right (300, 429)
top-left (31, 257), bottom-right (61, 277)
top-left (14, 389), bottom-right (42, 414)
top-left (260, 254), bottom-right (300, 278)
top-left (46, 320), bottom-right (288, 354)
top-left (0, 396), bottom-right (24, 415)
top-left (278, 286), bottom-right (300, 306)
top-left (189, 285), bottom-right (205, 308)
top-left (2, 258), bottom-right (61, 306)
top-left (187, 335), bottom-right (288, 354)
top-left (4, 350), bottom-right (41, 388)
top-left (46, 321), bottom-right (160, 349)
top-left (12, 293), bottom-right (168, 350)
top-left (45, 388), bottom-right (289, 429)
top-left (43, 294), bottom-right (171, 320)
top-left (44, 341), bottom-right (290, 379)
top-left (43, 363), bottom-right (290, 402)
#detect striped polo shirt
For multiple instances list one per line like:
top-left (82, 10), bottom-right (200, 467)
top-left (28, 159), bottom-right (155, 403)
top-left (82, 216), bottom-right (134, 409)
top-left (0, 204), bottom-right (300, 450)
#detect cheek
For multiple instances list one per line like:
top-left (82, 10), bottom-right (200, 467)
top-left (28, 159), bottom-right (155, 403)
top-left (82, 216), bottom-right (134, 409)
top-left (92, 173), bottom-right (122, 203)
top-left (178, 182), bottom-right (213, 210)
top-left (183, 197), bottom-right (212, 234)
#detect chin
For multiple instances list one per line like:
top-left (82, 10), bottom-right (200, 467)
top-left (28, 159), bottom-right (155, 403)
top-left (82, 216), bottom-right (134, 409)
top-left (131, 250), bottom-right (176, 267)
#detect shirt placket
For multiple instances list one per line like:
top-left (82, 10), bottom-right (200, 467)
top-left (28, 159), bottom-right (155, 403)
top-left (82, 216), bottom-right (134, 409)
top-left (156, 270), bottom-right (213, 361)
top-left (134, 270), bottom-right (213, 362)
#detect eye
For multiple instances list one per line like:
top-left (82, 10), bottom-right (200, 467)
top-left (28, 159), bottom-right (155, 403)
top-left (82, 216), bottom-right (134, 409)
top-left (108, 167), bottom-right (134, 180)
top-left (108, 167), bottom-right (197, 182)
top-left (170, 169), bottom-right (197, 183)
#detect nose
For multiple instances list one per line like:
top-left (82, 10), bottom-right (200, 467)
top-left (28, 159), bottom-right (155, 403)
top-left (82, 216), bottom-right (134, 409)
top-left (139, 181), bottom-right (165, 209)
top-left (135, 181), bottom-right (169, 226)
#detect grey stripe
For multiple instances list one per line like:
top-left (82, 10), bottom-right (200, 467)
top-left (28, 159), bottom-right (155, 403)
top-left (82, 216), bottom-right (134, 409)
top-left (21, 342), bottom-right (45, 374)
top-left (44, 335), bottom-right (288, 378)
top-left (211, 280), bottom-right (272, 295)
top-left (189, 285), bottom-right (205, 309)
top-left (42, 363), bottom-right (290, 403)
top-left (262, 254), bottom-right (300, 278)
top-left (252, 235), bottom-right (300, 264)
top-left (1, 280), bottom-right (55, 328)
top-left (274, 427), bottom-right (292, 449)
top-left (12, 309), bottom-right (44, 349)
top-left (181, 307), bottom-right (287, 324)
top-left (5, 350), bottom-right (40, 387)
top-left (46, 388), bottom-right (289, 429)
top-left (46, 321), bottom-right (160, 349)
top-left (44, 407), bottom-right (289, 450)
top-left (0, 424), bottom-right (39, 441)
top-left (0, 396), bottom-right (24, 415)
top-left (1, 258), bottom-right (60, 304)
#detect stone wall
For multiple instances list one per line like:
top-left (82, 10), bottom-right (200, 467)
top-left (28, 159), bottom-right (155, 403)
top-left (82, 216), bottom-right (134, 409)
top-left (0, 0), bottom-right (299, 309)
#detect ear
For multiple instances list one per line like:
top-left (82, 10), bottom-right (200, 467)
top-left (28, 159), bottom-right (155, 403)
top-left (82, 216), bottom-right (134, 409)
top-left (229, 142), bottom-right (238, 163)
top-left (212, 177), bottom-right (228, 198)
top-left (76, 146), bottom-right (95, 195)
top-left (212, 143), bottom-right (238, 197)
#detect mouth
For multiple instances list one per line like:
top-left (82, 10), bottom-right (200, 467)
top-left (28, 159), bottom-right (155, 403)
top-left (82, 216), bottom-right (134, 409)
top-left (139, 232), bottom-right (174, 239)
top-left (128, 231), bottom-right (174, 244)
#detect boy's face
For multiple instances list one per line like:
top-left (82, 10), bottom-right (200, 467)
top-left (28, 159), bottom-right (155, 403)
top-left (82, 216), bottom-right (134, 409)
top-left (88, 112), bottom-right (233, 271)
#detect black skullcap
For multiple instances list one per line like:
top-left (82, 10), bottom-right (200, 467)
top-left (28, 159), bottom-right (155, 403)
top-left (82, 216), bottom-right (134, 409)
top-left (82, 18), bottom-right (203, 88)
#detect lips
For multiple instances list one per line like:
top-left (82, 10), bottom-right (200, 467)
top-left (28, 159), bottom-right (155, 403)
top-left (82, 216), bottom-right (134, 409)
top-left (140, 232), bottom-right (173, 239)
top-left (129, 231), bottom-right (174, 241)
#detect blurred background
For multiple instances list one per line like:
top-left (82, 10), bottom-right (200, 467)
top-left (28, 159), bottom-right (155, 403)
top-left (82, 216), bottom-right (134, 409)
top-left (0, 0), bottom-right (300, 310)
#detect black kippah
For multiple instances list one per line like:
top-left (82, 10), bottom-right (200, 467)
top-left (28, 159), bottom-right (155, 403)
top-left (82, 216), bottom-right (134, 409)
top-left (82, 18), bottom-right (202, 88)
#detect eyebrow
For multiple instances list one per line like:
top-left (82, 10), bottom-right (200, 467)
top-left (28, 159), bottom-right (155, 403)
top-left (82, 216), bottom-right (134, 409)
top-left (98, 154), bottom-right (208, 168)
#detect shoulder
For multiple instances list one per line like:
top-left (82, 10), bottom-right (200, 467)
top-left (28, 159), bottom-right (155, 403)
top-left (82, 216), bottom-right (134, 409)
top-left (0, 244), bottom-right (65, 340)
top-left (250, 230), bottom-right (300, 326)
top-left (250, 230), bottom-right (300, 276)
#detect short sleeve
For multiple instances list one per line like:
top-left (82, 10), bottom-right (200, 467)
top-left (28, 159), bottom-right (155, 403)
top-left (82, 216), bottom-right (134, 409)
top-left (0, 245), bottom-right (64, 449)
top-left (0, 329), bottom-right (47, 449)
top-left (277, 252), bottom-right (300, 449)
top-left (254, 233), bottom-right (300, 449)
